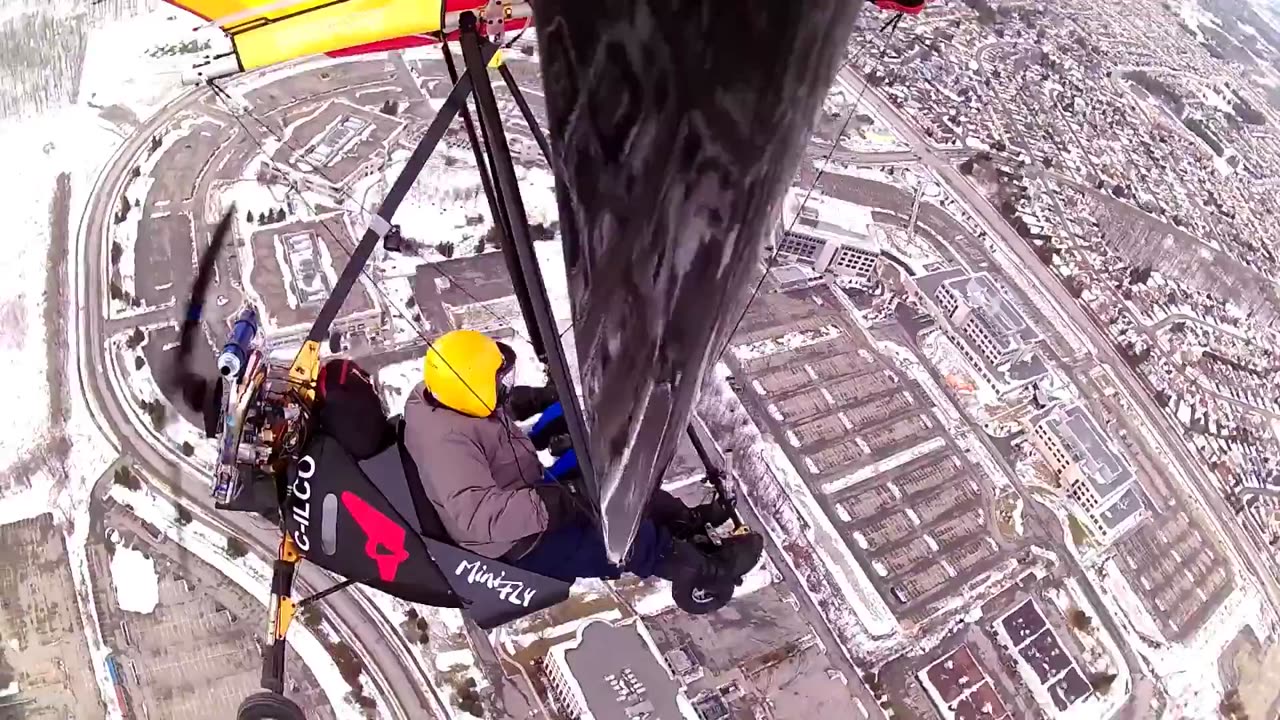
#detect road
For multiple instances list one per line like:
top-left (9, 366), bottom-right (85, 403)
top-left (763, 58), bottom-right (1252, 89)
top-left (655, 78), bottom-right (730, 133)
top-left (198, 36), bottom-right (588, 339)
top-left (76, 82), bottom-right (444, 720)
top-left (841, 69), bottom-right (1280, 617)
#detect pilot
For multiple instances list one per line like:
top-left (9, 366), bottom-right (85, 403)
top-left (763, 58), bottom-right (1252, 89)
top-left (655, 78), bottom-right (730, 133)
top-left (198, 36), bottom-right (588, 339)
top-left (401, 329), bottom-right (764, 595)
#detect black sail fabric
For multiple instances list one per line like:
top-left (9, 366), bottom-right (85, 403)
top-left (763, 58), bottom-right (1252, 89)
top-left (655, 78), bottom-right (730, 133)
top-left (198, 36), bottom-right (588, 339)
top-left (531, 0), bottom-right (865, 561)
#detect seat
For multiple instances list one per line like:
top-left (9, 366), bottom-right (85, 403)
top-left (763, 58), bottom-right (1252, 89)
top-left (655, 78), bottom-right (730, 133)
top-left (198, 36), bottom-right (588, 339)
top-left (280, 419), bottom-right (572, 628)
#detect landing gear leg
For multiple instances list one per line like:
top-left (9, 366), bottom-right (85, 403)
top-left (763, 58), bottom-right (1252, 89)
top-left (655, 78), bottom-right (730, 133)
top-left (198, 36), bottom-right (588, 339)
top-left (240, 535), bottom-right (306, 720)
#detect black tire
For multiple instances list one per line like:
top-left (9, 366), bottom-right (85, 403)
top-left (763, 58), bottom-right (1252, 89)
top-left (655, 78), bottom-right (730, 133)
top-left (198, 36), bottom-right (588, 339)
top-left (236, 691), bottom-right (306, 720)
top-left (671, 578), bottom-right (734, 615)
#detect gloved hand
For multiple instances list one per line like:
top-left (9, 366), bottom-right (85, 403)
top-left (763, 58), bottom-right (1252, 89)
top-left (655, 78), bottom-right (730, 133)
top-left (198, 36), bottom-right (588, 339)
top-left (535, 484), bottom-right (578, 531)
top-left (528, 401), bottom-right (568, 450)
top-left (508, 384), bottom-right (558, 421)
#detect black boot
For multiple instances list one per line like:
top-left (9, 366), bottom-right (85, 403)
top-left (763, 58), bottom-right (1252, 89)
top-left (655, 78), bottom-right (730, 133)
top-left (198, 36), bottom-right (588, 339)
top-left (656, 533), bottom-right (764, 587)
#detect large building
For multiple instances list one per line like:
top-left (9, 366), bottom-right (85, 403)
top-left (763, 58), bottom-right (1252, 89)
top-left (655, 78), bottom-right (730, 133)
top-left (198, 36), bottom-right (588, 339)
top-left (543, 618), bottom-right (695, 720)
top-left (1026, 403), bottom-right (1149, 543)
top-left (913, 268), bottom-right (1048, 394)
top-left (775, 205), bottom-right (883, 288)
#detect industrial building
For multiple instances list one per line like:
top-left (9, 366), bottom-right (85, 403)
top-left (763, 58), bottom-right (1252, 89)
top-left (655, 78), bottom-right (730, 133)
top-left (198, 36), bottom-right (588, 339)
top-left (1026, 403), bottom-right (1150, 543)
top-left (775, 213), bottom-right (884, 288)
top-left (543, 618), bottom-right (694, 720)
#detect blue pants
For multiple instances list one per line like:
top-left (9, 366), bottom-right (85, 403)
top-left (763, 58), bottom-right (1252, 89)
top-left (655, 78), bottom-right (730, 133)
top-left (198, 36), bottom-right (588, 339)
top-left (511, 515), bottom-right (672, 583)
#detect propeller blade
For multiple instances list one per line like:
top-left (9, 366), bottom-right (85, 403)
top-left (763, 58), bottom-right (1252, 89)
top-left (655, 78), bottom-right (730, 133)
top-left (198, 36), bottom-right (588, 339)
top-left (167, 209), bottom-right (234, 430)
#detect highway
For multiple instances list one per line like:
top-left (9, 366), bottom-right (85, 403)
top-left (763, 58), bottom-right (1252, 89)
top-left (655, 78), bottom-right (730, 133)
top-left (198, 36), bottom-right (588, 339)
top-left (75, 81), bottom-right (444, 719)
top-left (840, 69), bottom-right (1280, 617)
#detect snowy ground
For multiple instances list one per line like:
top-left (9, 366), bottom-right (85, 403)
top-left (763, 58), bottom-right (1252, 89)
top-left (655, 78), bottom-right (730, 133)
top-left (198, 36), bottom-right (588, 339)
top-left (108, 483), bottom-right (369, 719)
top-left (107, 541), bottom-right (160, 614)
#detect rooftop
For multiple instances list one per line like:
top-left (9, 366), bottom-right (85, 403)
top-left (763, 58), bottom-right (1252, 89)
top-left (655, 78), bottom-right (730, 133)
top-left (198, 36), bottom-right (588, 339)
top-left (786, 221), bottom-right (880, 254)
top-left (945, 272), bottom-right (1040, 348)
top-left (1044, 403), bottom-right (1136, 502)
top-left (412, 250), bottom-right (514, 310)
top-left (551, 619), bottom-right (685, 720)
top-left (916, 267), bottom-right (1048, 385)
top-left (1097, 484), bottom-right (1149, 530)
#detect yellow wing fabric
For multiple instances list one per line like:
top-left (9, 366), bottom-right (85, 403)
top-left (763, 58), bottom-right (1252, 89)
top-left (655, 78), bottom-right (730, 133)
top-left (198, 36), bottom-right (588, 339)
top-left (227, 0), bottom-right (444, 70)
top-left (168, 0), bottom-right (535, 72)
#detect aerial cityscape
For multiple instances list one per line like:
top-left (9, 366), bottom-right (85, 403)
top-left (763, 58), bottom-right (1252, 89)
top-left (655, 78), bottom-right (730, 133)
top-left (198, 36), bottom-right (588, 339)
top-left (4, 0), bottom-right (1280, 719)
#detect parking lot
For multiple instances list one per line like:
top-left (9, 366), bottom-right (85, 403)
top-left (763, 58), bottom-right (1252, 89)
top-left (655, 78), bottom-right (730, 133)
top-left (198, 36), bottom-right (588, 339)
top-left (92, 503), bottom-right (334, 720)
top-left (247, 215), bottom-right (377, 330)
top-left (0, 515), bottom-right (103, 719)
top-left (1114, 506), bottom-right (1234, 640)
top-left (728, 284), bottom-right (1011, 618)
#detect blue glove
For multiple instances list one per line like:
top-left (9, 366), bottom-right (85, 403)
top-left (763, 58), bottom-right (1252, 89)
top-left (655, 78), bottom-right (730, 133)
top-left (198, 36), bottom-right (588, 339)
top-left (529, 401), bottom-right (566, 450)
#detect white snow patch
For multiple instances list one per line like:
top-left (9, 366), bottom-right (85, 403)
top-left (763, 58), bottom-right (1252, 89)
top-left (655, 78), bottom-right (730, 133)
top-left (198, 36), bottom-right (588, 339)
top-left (732, 324), bottom-right (843, 362)
top-left (107, 484), bottom-right (367, 719)
top-left (108, 544), bottom-right (159, 614)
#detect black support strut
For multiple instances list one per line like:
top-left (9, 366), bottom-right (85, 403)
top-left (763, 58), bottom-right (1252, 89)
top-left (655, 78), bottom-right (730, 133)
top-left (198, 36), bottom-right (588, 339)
top-left (458, 13), bottom-right (597, 504)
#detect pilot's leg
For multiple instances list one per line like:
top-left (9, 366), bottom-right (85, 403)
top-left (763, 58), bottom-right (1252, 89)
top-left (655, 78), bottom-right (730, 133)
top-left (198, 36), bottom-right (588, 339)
top-left (508, 515), bottom-right (676, 583)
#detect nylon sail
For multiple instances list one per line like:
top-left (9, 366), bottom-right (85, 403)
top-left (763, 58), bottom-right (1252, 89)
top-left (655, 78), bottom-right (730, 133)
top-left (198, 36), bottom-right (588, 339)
top-left (166, 0), bottom-right (531, 72)
top-left (531, 0), bottom-right (865, 561)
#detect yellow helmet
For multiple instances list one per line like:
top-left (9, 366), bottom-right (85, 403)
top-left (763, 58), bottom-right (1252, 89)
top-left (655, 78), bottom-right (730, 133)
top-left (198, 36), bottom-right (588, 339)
top-left (423, 330), bottom-right (514, 417)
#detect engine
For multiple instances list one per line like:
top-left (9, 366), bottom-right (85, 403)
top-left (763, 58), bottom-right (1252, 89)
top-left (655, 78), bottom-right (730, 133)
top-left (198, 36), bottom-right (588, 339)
top-left (211, 306), bottom-right (312, 506)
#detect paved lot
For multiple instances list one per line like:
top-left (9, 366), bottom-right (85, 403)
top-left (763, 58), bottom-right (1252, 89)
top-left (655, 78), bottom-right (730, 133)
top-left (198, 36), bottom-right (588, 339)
top-left (91, 502), bottom-right (335, 720)
top-left (1114, 507), bottom-right (1234, 641)
top-left (133, 211), bottom-right (194, 308)
top-left (151, 120), bottom-right (227, 203)
top-left (646, 583), bottom-right (866, 720)
top-left (247, 215), bottom-right (376, 330)
top-left (727, 284), bottom-right (1013, 620)
top-left (0, 515), bottom-right (103, 719)
top-left (1080, 370), bottom-right (1235, 640)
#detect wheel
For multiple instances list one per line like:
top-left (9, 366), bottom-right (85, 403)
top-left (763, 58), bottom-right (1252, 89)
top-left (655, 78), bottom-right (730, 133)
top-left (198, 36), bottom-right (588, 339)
top-left (236, 691), bottom-right (306, 720)
top-left (671, 578), bottom-right (734, 615)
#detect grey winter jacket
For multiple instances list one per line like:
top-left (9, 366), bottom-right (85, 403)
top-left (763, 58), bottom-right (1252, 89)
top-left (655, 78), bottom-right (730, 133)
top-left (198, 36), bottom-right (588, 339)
top-left (402, 382), bottom-right (550, 559)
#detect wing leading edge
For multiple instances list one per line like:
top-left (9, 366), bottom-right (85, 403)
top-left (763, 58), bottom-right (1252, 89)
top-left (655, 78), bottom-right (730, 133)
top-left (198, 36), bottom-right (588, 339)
top-left (166, 0), bottom-right (531, 74)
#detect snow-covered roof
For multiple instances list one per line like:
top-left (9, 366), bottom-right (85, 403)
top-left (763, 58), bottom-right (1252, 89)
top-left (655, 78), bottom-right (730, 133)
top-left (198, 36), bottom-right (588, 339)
top-left (1043, 403), bottom-right (1136, 503)
top-left (547, 618), bottom-right (689, 720)
top-left (1097, 484), bottom-right (1149, 530)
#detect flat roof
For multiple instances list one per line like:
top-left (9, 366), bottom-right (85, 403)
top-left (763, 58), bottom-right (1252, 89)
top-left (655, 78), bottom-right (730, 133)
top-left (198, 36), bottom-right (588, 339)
top-left (786, 222), bottom-right (880, 253)
top-left (1045, 404), bottom-right (1136, 502)
top-left (916, 268), bottom-right (1048, 385)
top-left (412, 250), bottom-right (514, 310)
top-left (557, 619), bottom-right (684, 720)
top-left (945, 272), bottom-right (1040, 347)
top-left (1097, 483), bottom-right (1149, 530)
top-left (769, 263), bottom-right (821, 286)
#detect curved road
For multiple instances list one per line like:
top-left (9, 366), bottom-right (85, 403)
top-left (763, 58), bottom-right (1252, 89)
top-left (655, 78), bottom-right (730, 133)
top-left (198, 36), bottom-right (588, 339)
top-left (77, 82), bottom-right (443, 719)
